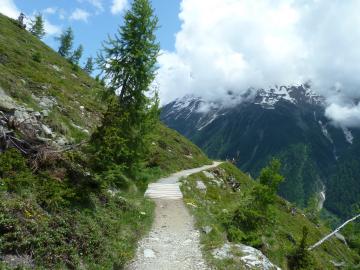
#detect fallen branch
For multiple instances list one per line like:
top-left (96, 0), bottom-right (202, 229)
top-left (308, 213), bottom-right (360, 251)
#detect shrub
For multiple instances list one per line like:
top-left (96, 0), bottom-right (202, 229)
top-left (32, 51), bottom-right (42, 62)
top-left (287, 226), bottom-right (314, 270)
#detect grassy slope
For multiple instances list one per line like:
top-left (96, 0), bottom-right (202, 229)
top-left (0, 14), bottom-right (105, 142)
top-left (181, 163), bottom-right (360, 270)
top-left (0, 14), bottom-right (211, 269)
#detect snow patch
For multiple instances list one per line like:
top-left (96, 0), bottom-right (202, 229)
top-left (318, 120), bottom-right (333, 144)
top-left (342, 127), bottom-right (354, 144)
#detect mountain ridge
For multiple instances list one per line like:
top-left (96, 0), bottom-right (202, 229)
top-left (161, 85), bottom-right (360, 216)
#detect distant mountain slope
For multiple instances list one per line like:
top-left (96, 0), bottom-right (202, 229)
top-left (161, 85), bottom-right (360, 216)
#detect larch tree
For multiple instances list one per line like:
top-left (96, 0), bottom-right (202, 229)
top-left (57, 27), bottom-right (74, 58)
top-left (84, 56), bottom-right (94, 74)
top-left (91, 0), bottom-right (160, 177)
top-left (30, 13), bottom-right (45, 39)
top-left (70, 45), bottom-right (84, 65)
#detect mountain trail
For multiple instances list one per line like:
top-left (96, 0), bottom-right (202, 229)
top-left (126, 162), bottom-right (222, 270)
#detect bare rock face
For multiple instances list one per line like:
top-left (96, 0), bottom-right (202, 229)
top-left (212, 243), bottom-right (281, 270)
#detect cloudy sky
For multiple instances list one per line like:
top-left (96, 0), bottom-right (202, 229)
top-left (1, 0), bottom-right (360, 127)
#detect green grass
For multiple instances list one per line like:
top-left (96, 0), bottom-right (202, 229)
top-left (181, 163), bottom-right (360, 270)
top-left (148, 123), bottom-right (212, 174)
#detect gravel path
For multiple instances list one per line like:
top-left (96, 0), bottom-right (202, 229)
top-left (126, 162), bottom-right (221, 270)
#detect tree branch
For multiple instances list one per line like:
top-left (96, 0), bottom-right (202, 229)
top-left (308, 213), bottom-right (360, 251)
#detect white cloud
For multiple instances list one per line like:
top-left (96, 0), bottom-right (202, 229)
top-left (326, 103), bottom-right (360, 128)
top-left (44, 19), bottom-right (61, 36)
top-left (69, 8), bottom-right (91, 22)
top-left (78, 0), bottom-right (104, 13)
top-left (157, 0), bottom-right (360, 127)
top-left (43, 7), bottom-right (57, 15)
top-left (111, 0), bottom-right (127, 14)
top-left (0, 0), bottom-right (20, 19)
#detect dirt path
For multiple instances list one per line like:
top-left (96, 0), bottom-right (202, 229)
top-left (126, 162), bottom-right (221, 270)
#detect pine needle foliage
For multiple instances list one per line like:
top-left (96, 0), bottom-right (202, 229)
top-left (84, 56), bottom-right (94, 74)
top-left (57, 27), bottom-right (74, 58)
top-left (30, 13), bottom-right (45, 39)
top-left (92, 0), bottom-right (160, 178)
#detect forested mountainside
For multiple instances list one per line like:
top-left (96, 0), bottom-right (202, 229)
top-left (161, 85), bottom-right (360, 220)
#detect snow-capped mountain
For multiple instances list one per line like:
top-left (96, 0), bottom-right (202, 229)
top-left (163, 85), bottom-right (327, 131)
top-left (161, 85), bottom-right (360, 217)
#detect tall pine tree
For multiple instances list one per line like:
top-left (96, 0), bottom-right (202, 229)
top-left (91, 0), bottom-right (160, 177)
top-left (30, 13), bottom-right (45, 39)
top-left (57, 27), bottom-right (74, 58)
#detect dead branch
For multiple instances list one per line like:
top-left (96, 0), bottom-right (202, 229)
top-left (308, 213), bottom-right (360, 251)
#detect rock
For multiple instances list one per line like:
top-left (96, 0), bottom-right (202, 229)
top-left (203, 171), bottom-right (215, 179)
top-left (226, 176), bottom-right (241, 191)
top-left (202, 226), bottom-right (213, 234)
top-left (0, 87), bottom-right (17, 112)
top-left (330, 260), bottom-right (345, 267)
top-left (107, 189), bottom-right (119, 197)
top-left (33, 111), bottom-right (41, 118)
top-left (212, 243), bottom-right (281, 270)
top-left (211, 178), bottom-right (223, 187)
top-left (212, 243), bottom-right (232, 260)
top-left (196, 180), bottom-right (207, 192)
top-left (144, 249), bottom-right (156, 258)
top-left (51, 64), bottom-right (62, 72)
top-left (56, 137), bottom-right (68, 146)
top-left (71, 73), bottom-right (78, 78)
top-left (39, 96), bottom-right (57, 109)
top-left (1, 254), bottom-right (34, 269)
top-left (0, 53), bottom-right (8, 64)
top-left (41, 110), bottom-right (50, 117)
top-left (335, 232), bottom-right (348, 246)
top-left (41, 124), bottom-right (54, 137)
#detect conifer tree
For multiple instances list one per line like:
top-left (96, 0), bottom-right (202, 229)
top-left (91, 0), bottom-right (160, 177)
top-left (288, 227), bottom-right (314, 269)
top-left (70, 45), bottom-right (83, 65)
top-left (84, 56), bottom-right (94, 74)
top-left (57, 27), bottom-right (74, 58)
top-left (30, 13), bottom-right (45, 39)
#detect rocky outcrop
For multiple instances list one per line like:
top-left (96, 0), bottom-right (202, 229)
top-left (0, 87), bottom-right (68, 152)
top-left (212, 242), bottom-right (281, 270)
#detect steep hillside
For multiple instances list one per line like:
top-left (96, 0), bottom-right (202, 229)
top-left (0, 14), bottom-right (105, 144)
top-left (161, 86), bottom-right (360, 217)
top-left (181, 163), bottom-right (360, 269)
top-left (0, 13), bottom-right (211, 269)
